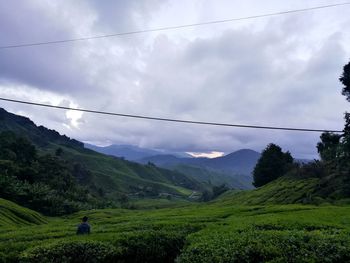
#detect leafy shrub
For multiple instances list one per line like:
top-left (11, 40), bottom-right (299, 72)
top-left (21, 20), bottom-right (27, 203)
top-left (19, 241), bottom-right (120, 263)
top-left (19, 230), bottom-right (188, 263)
top-left (115, 229), bottom-right (187, 263)
top-left (177, 230), bottom-right (350, 263)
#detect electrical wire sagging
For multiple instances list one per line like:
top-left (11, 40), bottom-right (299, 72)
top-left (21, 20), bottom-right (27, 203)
top-left (0, 97), bottom-right (343, 133)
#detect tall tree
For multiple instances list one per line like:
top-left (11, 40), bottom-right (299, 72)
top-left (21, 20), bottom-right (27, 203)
top-left (340, 61), bottom-right (350, 102)
top-left (317, 132), bottom-right (341, 162)
top-left (340, 61), bottom-right (350, 164)
top-left (253, 143), bottom-right (294, 187)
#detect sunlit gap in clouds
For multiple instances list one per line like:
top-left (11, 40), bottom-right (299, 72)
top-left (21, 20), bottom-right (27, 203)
top-left (0, 84), bottom-right (83, 130)
top-left (187, 151), bottom-right (225, 158)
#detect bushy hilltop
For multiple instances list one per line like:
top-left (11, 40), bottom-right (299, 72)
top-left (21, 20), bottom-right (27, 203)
top-left (0, 108), bottom-right (206, 215)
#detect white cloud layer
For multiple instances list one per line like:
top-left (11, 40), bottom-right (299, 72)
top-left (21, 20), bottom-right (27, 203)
top-left (0, 0), bottom-right (350, 159)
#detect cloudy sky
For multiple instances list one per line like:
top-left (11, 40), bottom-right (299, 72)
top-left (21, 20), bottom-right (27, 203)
top-left (0, 0), bottom-right (350, 159)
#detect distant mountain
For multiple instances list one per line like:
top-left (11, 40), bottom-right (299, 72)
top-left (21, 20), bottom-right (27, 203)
top-left (85, 144), bottom-right (191, 161)
top-left (139, 154), bottom-right (184, 166)
top-left (85, 144), bottom-right (161, 161)
top-left (201, 149), bottom-right (261, 174)
top-left (139, 149), bottom-right (261, 189)
top-left (139, 149), bottom-right (261, 174)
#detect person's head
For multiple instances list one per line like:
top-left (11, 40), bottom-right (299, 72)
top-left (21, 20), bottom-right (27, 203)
top-left (82, 216), bottom-right (88, 222)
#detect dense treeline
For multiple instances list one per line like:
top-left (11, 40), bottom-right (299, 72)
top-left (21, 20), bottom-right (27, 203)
top-left (0, 131), bottom-right (103, 215)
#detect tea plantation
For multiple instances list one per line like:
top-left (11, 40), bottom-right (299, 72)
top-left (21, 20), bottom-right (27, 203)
top-left (2, 197), bottom-right (350, 263)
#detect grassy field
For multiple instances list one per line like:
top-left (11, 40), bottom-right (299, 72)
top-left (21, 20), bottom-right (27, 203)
top-left (2, 197), bottom-right (350, 263)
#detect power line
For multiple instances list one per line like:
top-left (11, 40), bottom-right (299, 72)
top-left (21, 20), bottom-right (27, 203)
top-left (0, 97), bottom-right (343, 133)
top-left (1, 2), bottom-right (350, 50)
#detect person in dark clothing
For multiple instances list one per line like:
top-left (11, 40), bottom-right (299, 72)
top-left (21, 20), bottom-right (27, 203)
top-left (76, 216), bottom-right (90, 235)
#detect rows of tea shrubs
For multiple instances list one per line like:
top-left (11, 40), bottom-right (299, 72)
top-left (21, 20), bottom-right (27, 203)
top-left (177, 229), bottom-right (350, 263)
top-left (14, 227), bottom-right (350, 263)
top-left (10, 228), bottom-right (193, 263)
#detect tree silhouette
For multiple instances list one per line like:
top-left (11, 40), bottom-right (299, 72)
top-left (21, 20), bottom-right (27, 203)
top-left (317, 132), bottom-right (341, 162)
top-left (340, 61), bottom-right (350, 102)
top-left (253, 143), bottom-right (294, 187)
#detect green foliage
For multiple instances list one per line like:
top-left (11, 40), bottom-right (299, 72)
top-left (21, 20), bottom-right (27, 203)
top-left (178, 229), bottom-right (350, 263)
top-left (200, 190), bottom-right (213, 202)
top-left (317, 132), bottom-right (341, 162)
top-left (253, 144), bottom-right (294, 187)
top-left (340, 60), bottom-right (350, 102)
top-left (0, 131), bottom-right (101, 215)
top-left (115, 230), bottom-right (187, 263)
top-left (20, 241), bottom-right (120, 263)
top-left (200, 184), bottom-right (229, 202)
top-left (212, 184), bottom-right (229, 198)
top-left (0, 131), bottom-right (37, 166)
top-left (340, 113), bottom-right (350, 166)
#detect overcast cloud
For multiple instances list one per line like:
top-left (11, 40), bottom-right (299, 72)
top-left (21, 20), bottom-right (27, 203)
top-left (0, 0), bottom-right (349, 159)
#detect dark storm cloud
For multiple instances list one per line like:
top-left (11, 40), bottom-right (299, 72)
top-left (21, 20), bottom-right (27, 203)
top-left (0, 1), bottom-right (90, 93)
top-left (0, 1), bottom-right (164, 95)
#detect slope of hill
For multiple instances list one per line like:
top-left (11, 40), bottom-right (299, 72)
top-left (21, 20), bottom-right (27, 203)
top-left (217, 176), bottom-right (320, 205)
top-left (217, 172), bottom-right (350, 206)
top-left (0, 198), bottom-right (47, 227)
top-left (0, 108), bottom-right (205, 214)
top-left (172, 164), bottom-right (252, 190)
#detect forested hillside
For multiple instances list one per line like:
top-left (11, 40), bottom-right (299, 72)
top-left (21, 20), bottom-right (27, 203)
top-left (0, 109), bottom-right (206, 215)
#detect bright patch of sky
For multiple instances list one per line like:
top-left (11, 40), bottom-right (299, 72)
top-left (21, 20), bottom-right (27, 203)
top-left (187, 151), bottom-right (225, 158)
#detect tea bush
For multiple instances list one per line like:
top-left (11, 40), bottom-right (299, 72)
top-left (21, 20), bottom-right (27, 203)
top-left (115, 229), bottom-right (187, 263)
top-left (18, 230), bottom-right (190, 263)
top-left (19, 241), bottom-right (120, 263)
